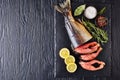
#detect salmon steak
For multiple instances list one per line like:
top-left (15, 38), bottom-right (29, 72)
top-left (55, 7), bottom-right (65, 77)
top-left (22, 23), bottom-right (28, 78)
top-left (79, 60), bottom-right (105, 71)
top-left (80, 47), bottom-right (102, 61)
top-left (75, 42), bottom-right (100, 54)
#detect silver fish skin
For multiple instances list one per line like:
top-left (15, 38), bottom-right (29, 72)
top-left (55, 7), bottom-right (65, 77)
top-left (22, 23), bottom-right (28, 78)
top-left (54, 0), bottom-right (93, 48)
top-left (64, 17), bottom-right (82, 48)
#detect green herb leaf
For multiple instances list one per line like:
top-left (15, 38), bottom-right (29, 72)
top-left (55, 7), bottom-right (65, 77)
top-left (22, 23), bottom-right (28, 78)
top-left (98, 7), bottom-right (106, 15)
top-left (74, 4), bottom-right (86, 16)
top-left (82, 18), bottom-right (108, 44)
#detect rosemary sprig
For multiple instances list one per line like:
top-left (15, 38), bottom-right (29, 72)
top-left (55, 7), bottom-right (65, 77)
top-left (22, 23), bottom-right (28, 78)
top-left (82, 18), bottom-right (108, 44)
top-left (98, 7), bottom-right (106, 15)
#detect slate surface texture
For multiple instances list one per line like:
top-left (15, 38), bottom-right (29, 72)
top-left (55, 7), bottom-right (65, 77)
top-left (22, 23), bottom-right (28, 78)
top-left (0, 0), bottom-right (120, 80)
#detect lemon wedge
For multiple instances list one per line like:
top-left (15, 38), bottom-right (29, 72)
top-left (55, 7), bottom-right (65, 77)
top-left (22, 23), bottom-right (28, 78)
top-left (66, 63), bottom-right (77, 73)
top-left (64, 55), bottom-right (75, 65)
top-left (59, 48), bottom-right (70, 59)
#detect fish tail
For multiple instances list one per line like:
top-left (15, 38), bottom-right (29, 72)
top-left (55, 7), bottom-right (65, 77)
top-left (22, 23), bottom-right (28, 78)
top-left (54, 0), bottom-right (71, 15)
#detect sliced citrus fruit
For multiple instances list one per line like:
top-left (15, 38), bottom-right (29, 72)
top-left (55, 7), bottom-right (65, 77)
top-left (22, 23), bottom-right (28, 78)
top-left (59, 48), bottom-right (70, 59)
top-left (66, 63), bottom-right (77, 73)
top-left (64, 55), bottom-right (75, 65)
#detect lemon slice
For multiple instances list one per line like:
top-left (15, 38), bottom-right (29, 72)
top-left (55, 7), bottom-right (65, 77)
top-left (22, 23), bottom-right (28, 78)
top-left (59, 48), bottom-right (70, 59)
top-left (66, 63), bottom-right (77, 73)
top-left (64, 55), bottom-right (75, 65)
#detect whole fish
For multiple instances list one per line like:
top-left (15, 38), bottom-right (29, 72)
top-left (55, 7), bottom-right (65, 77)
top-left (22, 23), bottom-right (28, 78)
top-left (54, 0), bottom-right (93, 48)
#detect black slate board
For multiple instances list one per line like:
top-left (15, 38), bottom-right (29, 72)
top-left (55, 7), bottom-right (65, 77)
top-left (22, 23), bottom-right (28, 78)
top-left (54, 1), bottom-right (112, 78)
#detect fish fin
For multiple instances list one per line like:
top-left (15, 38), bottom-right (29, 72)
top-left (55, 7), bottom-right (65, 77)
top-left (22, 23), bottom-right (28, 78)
top-left (59, 0), bottom-right (71, 9)
top-left (54, 0), bottom-right (71, 15)
top-left (71, 44), bottom-right (75, 51)
top-left (54, 5), bottom-right (64, 13)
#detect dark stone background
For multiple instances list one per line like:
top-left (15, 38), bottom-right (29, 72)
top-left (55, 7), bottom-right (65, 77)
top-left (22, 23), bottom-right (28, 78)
top-left (0, 0), bottom-right (119, 80)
